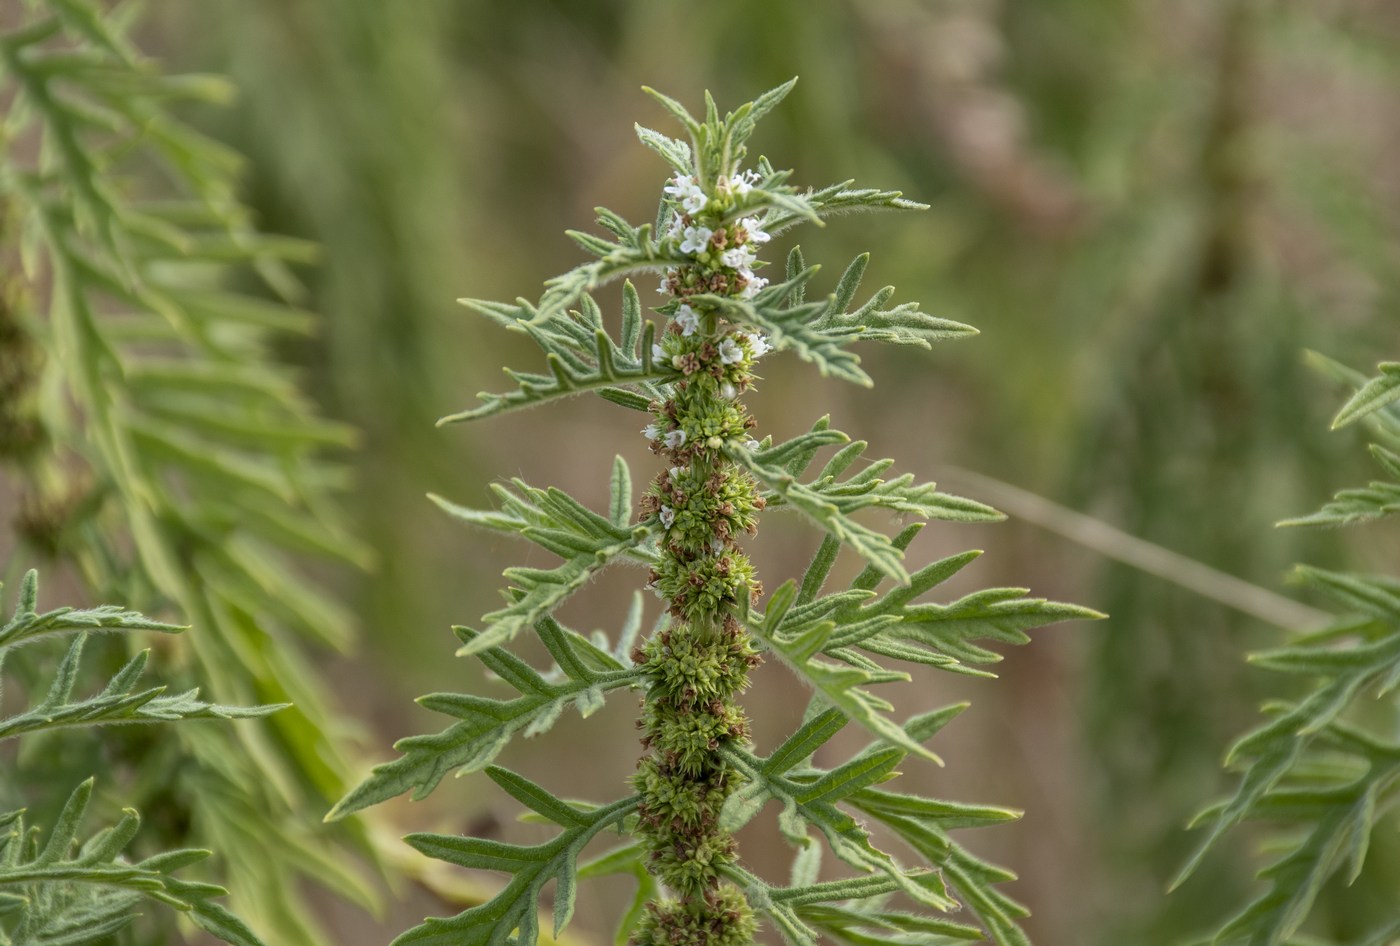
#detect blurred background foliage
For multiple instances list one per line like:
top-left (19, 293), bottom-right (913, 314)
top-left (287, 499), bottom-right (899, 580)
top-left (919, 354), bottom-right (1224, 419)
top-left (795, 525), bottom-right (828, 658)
top-left (5, 0), bottom-right (1400, 943)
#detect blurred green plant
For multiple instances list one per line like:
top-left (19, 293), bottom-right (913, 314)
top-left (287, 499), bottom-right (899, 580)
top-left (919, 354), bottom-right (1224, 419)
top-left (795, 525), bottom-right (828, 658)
top-left (0, 1), bottom-right (377, 941)
top-left (332, 82), bottom-right (1100, 946)
top-left (0, 570), bottom-right (272, 946)
top-left (1175, 355), bottom-right (1400, 945)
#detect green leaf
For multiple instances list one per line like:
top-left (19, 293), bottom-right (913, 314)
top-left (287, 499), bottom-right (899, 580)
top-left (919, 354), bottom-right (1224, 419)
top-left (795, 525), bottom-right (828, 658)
top-left (723, 709), bottom-right (968, 913)
top-left (609, 454), bottom-right (633, 528)
top-left (0, 570), bottom-right (184, 650)
top-left (440, 308), bottom-right (672, 424)
top-left (429, 475), bottom-right (658, 655)
top-left (764, 181), bottom-right (930, 236)
top-left (730, 866), bottom-right (954, 946)
top-left (330, 621), bottom-right (643, 819)
top-left (634, 124), bottom-right (692, 175)
top-left (729, 440), bottom-right (909, 584)
top-left (0, 780), bottom-right (267, 946)
top-left (695, 273), bottom-right (870, 386)
top-left (0, 634), bottom-right (284, 743)
top-left (765, 437), bottom-right (1002, 524)
top-left (1332, 362), bottom-right (1400, 428)
top-left (752, 582), bottom-right (937, 763)
top-left (392, 774), bottom-right (636, 946)
top-left (1213, 776), bottom-right (1395, 946)
top-left (460, 226), bottom-right (673, 329)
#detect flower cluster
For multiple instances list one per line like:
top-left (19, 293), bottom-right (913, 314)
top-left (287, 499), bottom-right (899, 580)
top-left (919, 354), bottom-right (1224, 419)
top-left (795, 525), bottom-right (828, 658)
top-left (642, 332), bottom-right (768, 463)
top-left (631, 160), bottom-right (779, 946)
top-left (660, 171), bottom-right (772, 302)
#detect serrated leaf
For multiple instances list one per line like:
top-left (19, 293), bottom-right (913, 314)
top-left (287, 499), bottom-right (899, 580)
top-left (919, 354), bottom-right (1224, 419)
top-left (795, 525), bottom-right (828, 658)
top-left (0, 781), bottom-right (265, 946)
top-left (393, 785), bottom-right (636, 946)
top-left (634, 124), bottom-right (692, 175)
top-left (729, 444), bottom-right (909, 584)
top-left (429, 478), bottom-right (658, 655)
top-left (441, 312), bottom-right (671, 423)
top-left (330, 622), bottom-right (642, 819)
top-left (753, 582), bottom-right (937, 763)
top-left (1332, 362), bottom-right (1400, 428)
top-left (0, 570), bottom-right (184, 650)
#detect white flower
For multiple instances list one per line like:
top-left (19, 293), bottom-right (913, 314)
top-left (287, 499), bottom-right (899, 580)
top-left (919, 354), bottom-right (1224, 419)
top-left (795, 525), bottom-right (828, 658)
top-left (729, 169), bottom-right (761, 196)
top-left (720, 246), bottom-right (757, 270)
top-left (739, 273), bottom-right (768, 299)
top-left (720, 381), bottom-right (737, 400)
top-left (710, 537), bottom-right (725, 555)
top-left (718, 337), bottom-right (744, 365)
top-left (664, 174), bottom-right (708, 215)
top-left (657, 268), bottom-right (675, 295)
top-left (669, 466), bottom-right (683, 479)
top-left (663, 174), bottom-right (696, 197)
top-left (642, 423), bottom-right (661, 441)
top-left (745, 333), bottom-right (772, 358)
top-left (744, 438), bottom-right (761, 451)
top-left (651, 343), bottom-right (665, 362)
top-left (659, 505), bottom-right (676, 529)
top-left (674, 304), bottom-right (700, 336)
top-left (680, 226), bottom-right (713, 255)
top-left (664, 428), bottom-right (687, 450)
top-left (739, 216), bottom-right (771, 244)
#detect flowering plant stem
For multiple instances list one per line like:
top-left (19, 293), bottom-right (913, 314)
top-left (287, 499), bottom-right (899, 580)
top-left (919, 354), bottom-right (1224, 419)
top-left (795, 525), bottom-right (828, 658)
top-left (334, 80), bottom-right (1101, 946)
top-left (633, 168), bottom-right (775, 944)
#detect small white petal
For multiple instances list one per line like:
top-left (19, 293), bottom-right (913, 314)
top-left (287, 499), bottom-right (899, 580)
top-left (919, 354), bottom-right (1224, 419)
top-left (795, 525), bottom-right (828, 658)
top-left (721, 246), bottom-right (756, 270)
top-left (739, 217), bottom-right (771, 244)
top-left (720, 381), bottom-right (737, 400)
top-left (663, 174), bottom-right (695, 197)
top-left (744, 439), bottom-right (761, 451)
top-left (680, 226), bottom-right (713, 255)
top-left (718, 338), bottom-right (744, 365)
top-left (674, 304), bottom-right (700, 337)
top-left (659, 505), bottom-right (676, 528)
top-left (643, 424), bottom-right (660, 441)
top-left (739, 273), bottom-right (768, 300)
top-left (664, 429), bottom-right (688, 449)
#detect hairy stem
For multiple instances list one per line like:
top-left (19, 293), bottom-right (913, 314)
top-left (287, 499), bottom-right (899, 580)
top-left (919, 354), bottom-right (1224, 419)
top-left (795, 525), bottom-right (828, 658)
top-left (631, 172), bottom-right (775, 946)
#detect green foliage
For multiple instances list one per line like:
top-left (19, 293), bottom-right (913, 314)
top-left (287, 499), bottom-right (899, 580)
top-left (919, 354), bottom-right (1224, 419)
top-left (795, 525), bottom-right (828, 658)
top-left (426, 464), bottom-right (659, 657)
top-left (0, 781), bottom-right (263, 946)
top-left (0, 2), bottom-right (376, 941)
top-left (389, 772), bottom-right (637, 946)
top-left (1177, 363), bottom-right (1400, 945)
top-left (329, 616), bottom-right (646, 820)
top-left (0, 571), bottom-right (270, 946)
top-left (340, 82), bottom-right (1099, 946)
top-left (444, 285), bottom-right (674, 424)
top-left (730, 418), bottom-right (1000, 584)
top-left (0, 571), bottom-right (283, 744)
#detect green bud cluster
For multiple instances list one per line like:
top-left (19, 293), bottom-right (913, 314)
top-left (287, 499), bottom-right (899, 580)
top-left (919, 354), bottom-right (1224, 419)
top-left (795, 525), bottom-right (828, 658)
top-left (631, 160), bottom-right (772, 946)
top-left (631, 884), bottom-right (757, 946)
